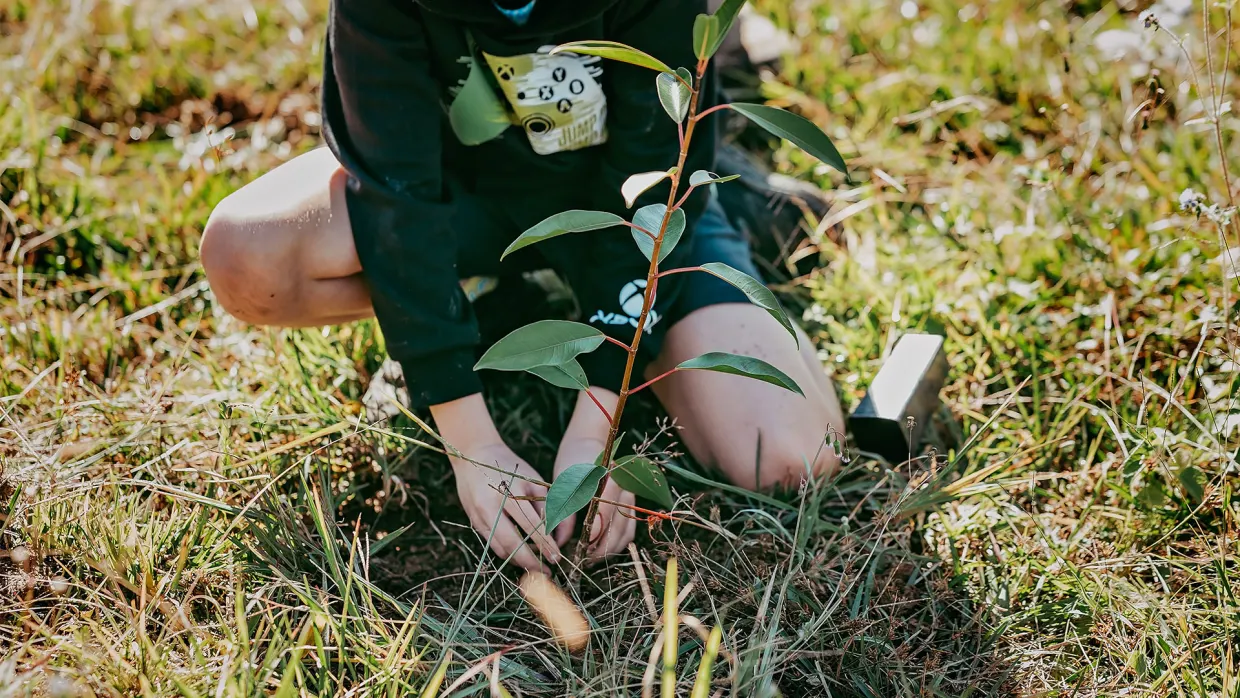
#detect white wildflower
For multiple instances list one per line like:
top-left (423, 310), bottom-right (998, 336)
top-left (1179, 187), bottom-right (1235, 226)
top-left (1179, 187), bottom-right (1207, 214)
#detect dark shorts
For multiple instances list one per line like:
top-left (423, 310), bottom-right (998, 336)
top-left (457, 193), bottom-right (761, 330)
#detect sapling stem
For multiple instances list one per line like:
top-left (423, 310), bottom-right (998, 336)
top-left (571, 55), bottom-right (711, 575)
top-left (692, 103), bottom-right (730, 122)
top-left (625, 222), bottom-right (658, 240)
top-left (583, 389), bottom-right (614, 422)
top-left (603, 335), bottom-right (631, 350)
top-left (629, 367), bottom-right (679, 395)
top-left (673, 184), bottom-right (700, 211)
top-left (655, 265), bottom-right (704, 279)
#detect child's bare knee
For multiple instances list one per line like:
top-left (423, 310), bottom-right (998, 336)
top-left (200, 201), bottom-right (297, 325)
top-left (719, 425), bottom-right (842, 492)
top-left (762, 439), bottom-right (840, 490)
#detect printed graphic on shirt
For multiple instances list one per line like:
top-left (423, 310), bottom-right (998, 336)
top-left (589, 279), bottom-right (661, 334)
top-left (482, 47), bottom-right (608, 155)
top-left (448, 54), bottom-right (513, 146)
top-left (460, 275), bottom-right (499, 303)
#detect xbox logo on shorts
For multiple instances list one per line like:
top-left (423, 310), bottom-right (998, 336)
top-left (619, 279), bottom-right (650, 318)
top-left (589, 279), bottom-right (660, 333)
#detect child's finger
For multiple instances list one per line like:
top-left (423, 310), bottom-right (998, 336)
top-left (504, 497), bottom-right (561, 563)
top-left (554, 514), bottom-right (575, 547)
top-left (611, 514), bottom-right (637, 557)
top-left (589, 514), bottom-right (605, 543)
top-left (510, 544), bottom-right (549, 573)
top-left (594, 484), bottom-right (632, 539)
top-left (485, 523), bottom-right (514, 564)
top-left (590, 492), bottom-right (636, 560)
top-left (493, 520), bottom-right (548, 573)
top-left (586, 512), bottom-right (610, 562)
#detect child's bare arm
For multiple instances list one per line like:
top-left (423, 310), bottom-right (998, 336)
top-left (432, 394), bottom-right (561, 571)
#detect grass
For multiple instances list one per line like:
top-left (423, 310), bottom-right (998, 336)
top-left (2, 0), bottom-right (1239, 695)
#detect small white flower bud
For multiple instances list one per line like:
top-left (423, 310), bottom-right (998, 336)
top-left (1179, 188), bottom-right (1206, 215)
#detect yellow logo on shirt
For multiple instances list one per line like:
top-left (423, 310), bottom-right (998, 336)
top-left (481, 47), bottom-right (609, 155)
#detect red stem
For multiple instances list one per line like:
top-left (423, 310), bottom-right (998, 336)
top-left (625, 222), bottom-right (656, 239)
top-left (693, 103), bottom-right (731, 122)
top-left (583, 389), bottom-right (613, 422)
top-left (604, 335), bottom-right (631, 350)
top-left (674, 184), bottom-right (699, 211)
top-left (628, 367), bottom-right (679, 395)
top-left (656, 265), bottom-right (704, 279)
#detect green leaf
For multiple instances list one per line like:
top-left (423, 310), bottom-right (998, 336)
top-left (692, 14), bottom-right (720, 60)
top-left (551, 41), bottom-right (673, 74)
top-left (610, 455), bottom-right (674, 509)
top-left (729, 103), bottom-right (847, 176)
top-left (632, 204), bottom-right (687, 264)
top-left (527, 359), bottom-right (589, 390)
top-left (656, 71), bottom-right (692, 123)
top-left (676, 351), bottom-right (804, 396)
top-left (502, 210), bottom-right (626, 259)
top-left (545, 463), bottom-right (605, 533)
top-left (475, 320), bottom-right (605, 372)
top-left (448, 54), bottom-right (512, 146)
top-left (1136, 480), bottom-right (1168, 508)
top-left (594, 436), bottom-right (624, 469)
top-left (1178, 466), bottom-right (1206, 503)
top-left (709, 0), bottom-right (747, 58)
top-left (622, 170), bottom-right (672, 208)
top-left (700, 262), bottom-right (798, 346)
top-left (689, 170), bottom-right (741, 187)
top-left (367, 521), bottom-right (416, 557)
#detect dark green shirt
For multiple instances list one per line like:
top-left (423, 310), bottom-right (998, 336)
top-left (322, 0), bottom-right (717, 406)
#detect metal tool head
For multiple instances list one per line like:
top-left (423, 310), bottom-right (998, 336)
top-left (848, 333), bottom-right (949, 464)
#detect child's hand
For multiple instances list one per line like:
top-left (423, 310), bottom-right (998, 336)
top-left (552, 436), bottom-right (637, 562)
top-left (451, 444), bottom-right (560, 572)
top-left (551, 388), bottom-right (636, 562)
top-left (432, 394), bottom-right (560, 572)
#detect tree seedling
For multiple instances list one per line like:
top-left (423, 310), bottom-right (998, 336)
top-left (473, 0), bottom-right (848, 571)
